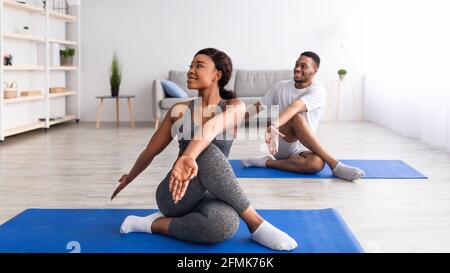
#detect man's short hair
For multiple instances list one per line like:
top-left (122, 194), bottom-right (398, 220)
top-left (300, 51), bottom-right (320, 69)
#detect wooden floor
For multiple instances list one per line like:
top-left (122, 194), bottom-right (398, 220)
top-left (1, 121), bottom-right (450, 253)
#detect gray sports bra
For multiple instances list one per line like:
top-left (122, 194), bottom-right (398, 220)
top-left (176, 98), bottom-right (234, 157)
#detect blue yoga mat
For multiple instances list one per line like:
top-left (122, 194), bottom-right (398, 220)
top-left (0, 208), bottom-right (363, 253)
top-left (229, 159), bottom-right (427, 179)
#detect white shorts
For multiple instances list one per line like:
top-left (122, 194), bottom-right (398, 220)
top-left (274, 137), bottom-right (310, 160)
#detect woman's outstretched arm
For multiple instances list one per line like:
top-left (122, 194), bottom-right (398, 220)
top-left (111, 103), bottom-right (188, 200)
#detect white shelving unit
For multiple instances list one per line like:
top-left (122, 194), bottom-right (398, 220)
top-left (0, 0), bottom-right (81, 141)
top-left (3, 32), bottom-right (46, 42)
top-left (3, 65), bottom-right (45, 70)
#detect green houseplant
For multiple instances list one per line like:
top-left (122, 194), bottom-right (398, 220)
top-left (337, 69), bottom-right (347, 81)
top-left (60, 48), bottom-right (75, 66)
top-left (110, 52), bottom-right (122, 97)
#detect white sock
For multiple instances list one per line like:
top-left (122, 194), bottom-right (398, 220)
top-left (332, 161), bottom-right (365, 181)
top-left (251, 221), bottom-right (298, 251)
top-left (241, 155), bottom-right (275, 168)
top-left (120, 211), bottom-right (164, 234)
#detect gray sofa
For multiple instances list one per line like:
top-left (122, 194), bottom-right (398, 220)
top-left (152, 69), bottom-right (292, 128)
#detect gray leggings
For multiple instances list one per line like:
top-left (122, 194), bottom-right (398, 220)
top-left (156, 143), bottom-right (251, 243)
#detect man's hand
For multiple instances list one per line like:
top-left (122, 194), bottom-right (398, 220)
top-left (265, 125), bottom-right (286, 156)
top-left (170, 155), bottom-right (198, 204)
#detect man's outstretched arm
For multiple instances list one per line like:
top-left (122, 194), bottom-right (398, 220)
top-left (245, 101), bottom-right (265, 122)
top-left (270, 100), bottom-right (307, 129)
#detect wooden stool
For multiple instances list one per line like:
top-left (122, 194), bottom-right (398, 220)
top-left (96, 95), bottom-right (135, 128)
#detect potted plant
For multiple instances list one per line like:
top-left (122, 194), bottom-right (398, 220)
top-left (110, 52), bottom-right (122, 97)
top-left (338, 69), bottom-right (347, 81)
top-left (60, 48), bottom-right (75, 66)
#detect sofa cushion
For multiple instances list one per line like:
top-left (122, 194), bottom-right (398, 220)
top-left (234, 70), bottom-right (292, 97)
top-left (160, 97), bottom-right (195, 109)
top-left (235, 96), bottom-right (263, 106)
top-left (168, 70), bottom-right (236, 97)
top-left (161, 97), bottom-right (261, 110)
top-left (161, 80), bottom-right (188, 98)
top-left (168, 71), bottom-right (197, 97)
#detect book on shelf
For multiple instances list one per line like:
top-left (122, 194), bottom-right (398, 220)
top-left (49, 87), bottom-right (66, 93)
top-left (39, 117), bottom-right (60, 122)
top-left (21, 90), bottom-right (43, 96)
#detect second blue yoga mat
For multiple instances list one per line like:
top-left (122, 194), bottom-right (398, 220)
top-left (229, 159), bottom-right (427, 179)
top-left (0, 208), bottom-right (363, 253)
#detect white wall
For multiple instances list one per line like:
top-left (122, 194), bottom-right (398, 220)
top-left (364, 0), bottom-right (450, 151)
top-left (81, 0), bottom-right (366, 122)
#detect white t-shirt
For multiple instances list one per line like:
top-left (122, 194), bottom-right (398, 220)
top-left (259, 79), bottom-right (327, 150)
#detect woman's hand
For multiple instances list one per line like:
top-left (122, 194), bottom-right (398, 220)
top-left (170, 155), bottom-right (198, 204)
top-left (265, 125), bottom-right (286, 156)
top-left (111, 174), bottom-right (131, 201)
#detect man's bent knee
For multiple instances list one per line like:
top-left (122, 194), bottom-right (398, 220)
top-left (303, 155), bottom-right (325, 173)
top-left (292, 113), bottom-right (308, 126)
top-left (292, 154), bottom-right (325, 173)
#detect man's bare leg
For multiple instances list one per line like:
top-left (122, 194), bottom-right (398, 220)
top-left (266, 151), bottom-right (325, 173)
top-left (268, 114), bottom-right (365, 181)
top-left (275, 114), bottom-right (338, 169)
top-left (244, 113), bottom-right (365, 181)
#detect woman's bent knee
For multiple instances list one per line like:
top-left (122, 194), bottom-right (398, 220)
top-left (206, 210), bottom-right (240, 243)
